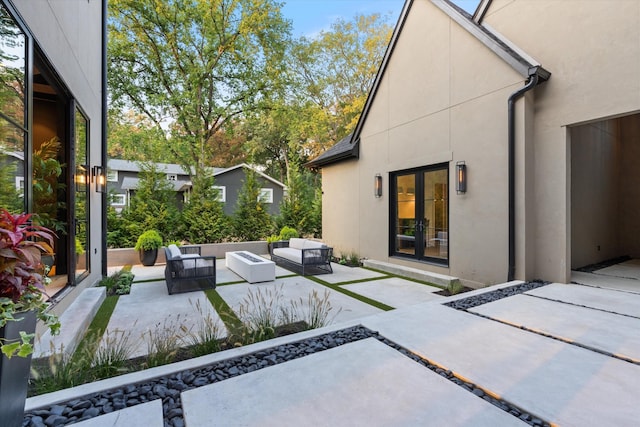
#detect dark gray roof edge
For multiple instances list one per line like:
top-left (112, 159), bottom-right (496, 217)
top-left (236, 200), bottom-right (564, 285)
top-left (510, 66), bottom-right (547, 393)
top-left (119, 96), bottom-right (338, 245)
top-left (432, 0), bottom-right (549, 80)
top-left (305, 137), bottom-right (360, 169)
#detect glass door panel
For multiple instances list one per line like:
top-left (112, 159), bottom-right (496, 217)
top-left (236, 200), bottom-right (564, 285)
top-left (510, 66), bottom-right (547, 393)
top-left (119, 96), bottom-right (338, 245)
top-left (423, 169), bottom-right (448, 260)
top-left (74, 108), bottom-right (89, 281)
top-left (395, 173), bottom-right (417, 255)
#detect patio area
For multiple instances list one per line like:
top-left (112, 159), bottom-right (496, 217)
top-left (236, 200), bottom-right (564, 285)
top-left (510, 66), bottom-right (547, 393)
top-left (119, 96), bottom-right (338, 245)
top-left (26, 256), bottom-right (640, 427)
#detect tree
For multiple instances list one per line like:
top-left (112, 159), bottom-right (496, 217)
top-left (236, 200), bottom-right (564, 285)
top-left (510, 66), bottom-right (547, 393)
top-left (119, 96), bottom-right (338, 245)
top-left (119, 163), bottom-right (181, 246)
top-left (277, 162), bottom-right (317, 235)
top-left (232, 168), bottom-right (274, 241)
top-left (108, 0), bottom-right (291, 196)
top-left (288, 13), bottom-right (393, 158)
top-left (107, 110), bottom-right (174, 163)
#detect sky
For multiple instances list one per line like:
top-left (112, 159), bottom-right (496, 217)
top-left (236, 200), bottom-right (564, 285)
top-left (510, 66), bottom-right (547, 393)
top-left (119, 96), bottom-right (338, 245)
top-left (281, 0), bottom-right (481, 38)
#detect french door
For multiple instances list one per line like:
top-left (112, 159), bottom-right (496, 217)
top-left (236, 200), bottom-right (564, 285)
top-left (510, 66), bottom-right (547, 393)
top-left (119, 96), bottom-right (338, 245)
top-left (390, 164), bottom-right (449, 265)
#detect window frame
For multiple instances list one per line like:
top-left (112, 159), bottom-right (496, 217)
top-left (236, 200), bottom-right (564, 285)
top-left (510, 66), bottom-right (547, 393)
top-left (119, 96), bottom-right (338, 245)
top-left (258, 188), bottom-right (273, 203)
top-left (212, 185), bottom-right (226, 202)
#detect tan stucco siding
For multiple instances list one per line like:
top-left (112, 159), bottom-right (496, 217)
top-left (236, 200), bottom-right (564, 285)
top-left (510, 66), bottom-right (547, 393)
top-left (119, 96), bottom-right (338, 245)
top-left (322, 0), bottom-right (529, 286)
top-left (484, 0), bottom-right (640, 282)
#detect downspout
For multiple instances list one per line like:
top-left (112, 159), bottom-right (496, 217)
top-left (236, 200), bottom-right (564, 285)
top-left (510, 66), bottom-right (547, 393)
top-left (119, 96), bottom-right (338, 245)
top-left (101, 0), bottom-right (108, 277)
top-left (507, 69), bottom-right (540, 282)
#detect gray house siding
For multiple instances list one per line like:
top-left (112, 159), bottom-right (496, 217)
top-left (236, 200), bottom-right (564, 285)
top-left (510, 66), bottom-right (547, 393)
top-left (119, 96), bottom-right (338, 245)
top-left (214, 166), bottom-right (284, 216)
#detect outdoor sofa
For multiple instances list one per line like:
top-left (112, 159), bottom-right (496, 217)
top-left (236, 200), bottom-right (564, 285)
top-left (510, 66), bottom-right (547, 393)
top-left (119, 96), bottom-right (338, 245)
top-left (164, 244), bottom-right (216, 294)
top-left (270, 238), bottom-right (333, 276)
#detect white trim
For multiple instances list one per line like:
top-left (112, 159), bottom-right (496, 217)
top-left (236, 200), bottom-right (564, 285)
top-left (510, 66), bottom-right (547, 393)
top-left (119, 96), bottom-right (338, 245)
top-left (258, 188), bottom-right (273, 203)
top-left (213, 185), bottom-right (226, 202)
top-left (15, 176), bottom-right (24, 191)
top-left (111, 194), bottom-right (126, 206)
top-left (166, 173), bottom-right (177, 181)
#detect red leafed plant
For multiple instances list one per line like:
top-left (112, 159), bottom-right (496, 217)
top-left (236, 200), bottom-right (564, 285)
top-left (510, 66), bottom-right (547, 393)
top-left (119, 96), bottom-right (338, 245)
top-left (0, 209), bottom-right (60, 358)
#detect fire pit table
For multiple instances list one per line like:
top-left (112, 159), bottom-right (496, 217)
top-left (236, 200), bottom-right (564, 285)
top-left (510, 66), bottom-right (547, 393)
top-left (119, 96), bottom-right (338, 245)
top-left (225, 251), bottom-right (276, 283)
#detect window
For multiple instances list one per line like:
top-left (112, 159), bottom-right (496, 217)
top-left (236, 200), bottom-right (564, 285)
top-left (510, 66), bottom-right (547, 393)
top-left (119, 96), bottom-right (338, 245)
top-left (110, 194), bottom-right (126, 206)
top-left (167, 173), bottom-right (177, 181)
top-left (390, 164), bottom-right (449, 265)
top-left (212, 185), bottom-right (226, 202)
top-left (258, 188), bottom-right (273, 203)
top-left (15, 176), bottom-right (24, 192)
top-left (107, 170), bottom-right (118, 182)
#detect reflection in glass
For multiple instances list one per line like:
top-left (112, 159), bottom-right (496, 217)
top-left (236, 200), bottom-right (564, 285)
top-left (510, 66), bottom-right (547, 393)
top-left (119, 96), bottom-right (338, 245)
top-left (74, 108), bottom-right (89, 280)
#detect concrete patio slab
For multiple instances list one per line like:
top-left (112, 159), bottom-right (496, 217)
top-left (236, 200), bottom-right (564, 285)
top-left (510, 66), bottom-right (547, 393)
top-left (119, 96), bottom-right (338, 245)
top-left (470, 293), bottom-right (640, 362)
top-left (215, 276), bottom-right (382, 326)
top-left (526, 283), bottom-right (640, 317)
top-left (342, 277), bottom-right (442, 308)
top-left (129, 264), bottom-right (165, 281)
top-left (318, 263), bottom-right (387, 284)
top-left (361, 303), bottom-right (640, 426)
top-left (103, 281), bottom-right (226, 358)
top-left (181, 338), bottom-right (528, 427)
top-left (572, 270), bottom-right (640, 293)
top-left (71, 400), bottom-right (163, 427)
top-left (594, 259), bottom-right (640, 280)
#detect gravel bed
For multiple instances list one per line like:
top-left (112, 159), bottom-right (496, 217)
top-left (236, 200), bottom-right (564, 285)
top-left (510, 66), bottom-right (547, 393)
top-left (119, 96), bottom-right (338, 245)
top-left (444, 280), bottom-right (550, 310)
top-left (23, 323), bottom-right (550, 427)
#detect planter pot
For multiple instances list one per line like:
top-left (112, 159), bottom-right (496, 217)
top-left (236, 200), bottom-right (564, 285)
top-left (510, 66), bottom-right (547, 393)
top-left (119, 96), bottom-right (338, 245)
top-left (139, 249), bottom-right (158, 266)
top-left (0, 310), bottom-right (37, 427)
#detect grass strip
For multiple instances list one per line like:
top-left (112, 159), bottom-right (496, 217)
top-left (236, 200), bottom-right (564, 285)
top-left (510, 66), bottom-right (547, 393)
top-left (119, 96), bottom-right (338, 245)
top-left (71, 295), bottom-right (119, 364)
top-left (306, 275), bottom-right (395, 311)
top-left (204, 288), bottom-right (244, 333)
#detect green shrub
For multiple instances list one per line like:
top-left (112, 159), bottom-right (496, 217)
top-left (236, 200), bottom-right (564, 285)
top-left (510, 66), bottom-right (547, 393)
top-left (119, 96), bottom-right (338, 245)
top-left (134, 229), bottom-right (163, 251)
top-left (446, 279), bottom-right (465, 296)
top-left (279, 226), bottom-right (299, 240)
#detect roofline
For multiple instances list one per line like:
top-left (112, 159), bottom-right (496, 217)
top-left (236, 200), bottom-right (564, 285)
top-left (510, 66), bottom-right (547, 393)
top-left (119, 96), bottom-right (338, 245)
top-left (473, 0), bottom-right (492, 23)
top-left (305, 138), bottom-right (360, 169)
top-left (213, 163), bottom-right (287, 189)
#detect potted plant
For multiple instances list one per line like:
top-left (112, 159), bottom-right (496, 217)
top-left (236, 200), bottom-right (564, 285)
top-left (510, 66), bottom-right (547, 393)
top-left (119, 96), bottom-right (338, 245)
top-left (0, 209), bottom-right (60, 427)
top-left (135, 230), bottom-right (163, 266)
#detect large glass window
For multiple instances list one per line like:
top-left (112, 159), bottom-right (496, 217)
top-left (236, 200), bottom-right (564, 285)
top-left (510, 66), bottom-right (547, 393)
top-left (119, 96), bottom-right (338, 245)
top-left (391, 164), bottom-right (449, 265)
top-left (0, 4), bottom-right (27, 213)
top-left (74, 108), bottom-right (89, 280)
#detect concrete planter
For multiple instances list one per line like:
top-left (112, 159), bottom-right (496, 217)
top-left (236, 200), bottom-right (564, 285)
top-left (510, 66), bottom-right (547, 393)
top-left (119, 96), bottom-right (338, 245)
top-left (0, 310), bottom-right (37, 427)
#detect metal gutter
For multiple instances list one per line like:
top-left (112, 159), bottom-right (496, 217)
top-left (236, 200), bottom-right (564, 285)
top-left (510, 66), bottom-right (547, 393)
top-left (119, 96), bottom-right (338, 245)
top-left (506, 66), bottom-right (549, 282)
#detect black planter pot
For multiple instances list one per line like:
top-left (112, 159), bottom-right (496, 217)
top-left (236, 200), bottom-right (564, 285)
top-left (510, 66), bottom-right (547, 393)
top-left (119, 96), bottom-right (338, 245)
top-left (139, 249), bottom-right (158, 266)
top-left (0, 310), bottom-right (37, 427)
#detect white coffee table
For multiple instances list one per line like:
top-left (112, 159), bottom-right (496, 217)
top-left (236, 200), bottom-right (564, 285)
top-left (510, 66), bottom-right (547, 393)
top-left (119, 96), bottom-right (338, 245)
top-left (225, 251), bottom-right (276, 283)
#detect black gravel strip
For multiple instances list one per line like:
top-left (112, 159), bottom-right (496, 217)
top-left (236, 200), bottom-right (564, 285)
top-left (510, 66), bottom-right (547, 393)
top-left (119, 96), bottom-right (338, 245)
top-left (575, 256), bottom-right (630, 273)
top-left (23, 324), bottom-right (551, 427)
top-left (444, 280), bottom-right (550, 310)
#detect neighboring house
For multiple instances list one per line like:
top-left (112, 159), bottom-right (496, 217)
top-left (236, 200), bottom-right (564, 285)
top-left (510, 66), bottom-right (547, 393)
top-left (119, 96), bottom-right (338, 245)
top-left (106, 159), bottom-right (198, 212)
top-left (107, 160), bottom-right (286, 217)
top-left (0, 1), bottom-right (107, 311)
top-left (308, 0), bottom-right (640, 288)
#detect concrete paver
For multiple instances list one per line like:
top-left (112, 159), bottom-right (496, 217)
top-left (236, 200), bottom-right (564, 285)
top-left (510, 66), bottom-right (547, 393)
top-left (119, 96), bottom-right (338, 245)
top-left (318, 263), bottom-right (387, 284)
top-left (572, 271), bottom-right (640, 293)
top-left (471, 293), bottom-right (640, 362)
top-left (527, 282), bottom-right (640, 316)
top-left (71, 400), bottom-right (163, 427)
top-left (362, 303), bottom-right (640, 426)
top-left (594, 259), bottom-right (640, 280)
top-left (103, 281), bottom-right (226, 358)
top-left (181, 338), bottom-right (528, 427)
top-left (342, 276), bottom-right (442, 308)
top-left (216, 276), bottom-right (382, 326)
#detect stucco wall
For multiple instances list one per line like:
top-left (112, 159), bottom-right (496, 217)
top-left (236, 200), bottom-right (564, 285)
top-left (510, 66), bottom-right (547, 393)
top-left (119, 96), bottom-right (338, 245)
top-left (321, 0), bottom-right (640, 285)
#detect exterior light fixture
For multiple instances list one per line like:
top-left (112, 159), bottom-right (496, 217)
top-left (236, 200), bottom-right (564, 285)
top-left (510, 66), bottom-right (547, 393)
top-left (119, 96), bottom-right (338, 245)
top-left (75, 164), bottom-right (88, 192)
top-left (92, 165), bottom-right (106, 193)
top-left (456, 161), bottom-right (467, 194)
top-left (374, 173), bottom-right (383, 198)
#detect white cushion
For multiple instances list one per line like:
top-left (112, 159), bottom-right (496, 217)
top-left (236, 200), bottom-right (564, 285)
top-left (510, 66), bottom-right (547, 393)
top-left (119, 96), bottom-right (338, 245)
top-left (183, 257), bottom-right (214, 270)
top-left (289, 238), bottom-right (306, 250)
top-left (303, 240), bottom-right (326, 249)
top-left (272, 247), bottom-right (302, 264)
top-left (168, 244), bottom-right (182, 259)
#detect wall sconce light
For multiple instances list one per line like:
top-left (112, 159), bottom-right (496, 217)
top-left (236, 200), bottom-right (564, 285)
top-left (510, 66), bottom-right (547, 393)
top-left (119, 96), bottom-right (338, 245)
top-left (75, 164), bottom-right (88, 192)
top-left (92, 165), bottom-right (106, 193)
top-left (374, 173), bottom-right (383, 198)
top-left (456, 161), bottom-right (467, 194)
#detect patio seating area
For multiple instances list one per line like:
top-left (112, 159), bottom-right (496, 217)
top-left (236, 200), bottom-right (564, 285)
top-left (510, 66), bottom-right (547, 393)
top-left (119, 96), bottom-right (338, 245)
top-left (27, 256), bottom-right (640, 427)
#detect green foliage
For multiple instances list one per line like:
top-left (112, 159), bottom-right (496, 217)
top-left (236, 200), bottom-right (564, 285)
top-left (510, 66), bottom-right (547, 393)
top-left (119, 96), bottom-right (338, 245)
top-left (277, 165), bottom-right (318, 235)
top-left (278, 226), bottom-right (299, 240)
top-left (134, 230), bottom-right (163, 251)
top-left (232, 169), bottom-right (274, 241)
top-left (118, 163), bottom-right (181, 246)
top-left (181, 300), bottom-right (221, 357)
top-left (446, 279), bottom-right (465, 296)
top-left (143, 317), bottom-right (181, 368)
top-left (0, 157), bottom-right (23, 213)
top-left (180, 196), bottom-right (230, 244)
